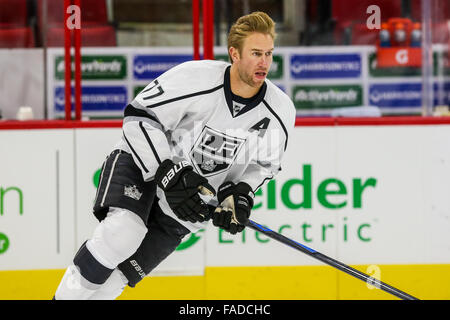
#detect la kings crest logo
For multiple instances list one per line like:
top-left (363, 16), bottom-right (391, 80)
top-left (189, 126), bottom-right (245, 176)
top-left (124, 185), bottom-right (143, 200)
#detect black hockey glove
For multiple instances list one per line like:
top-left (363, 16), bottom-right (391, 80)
top-left (155, 159), bottom-right (215, 223)
top-left (212, 181), bottom-right (254, 234)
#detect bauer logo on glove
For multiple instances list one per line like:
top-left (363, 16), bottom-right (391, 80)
top-left (155, 159), bottom-right (216, 223)
top-left (159, 160), bottom-right (191, 189)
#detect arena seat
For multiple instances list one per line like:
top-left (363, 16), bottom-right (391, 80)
top-left (38, 0), bottom-right (109, 27)
top-left (349, 23), bottom-right (379, 45)
top-left (332, 0), bottom-right (402, 45)
top-left (432, 21), bottom-right (450, 44)
top-left (410, 0), bottom-right (450, 43)
top-left (80, 0), bottom-right (109, 25)
top-left (46, 25), bottom-right (116, 47)
top-left (0, 27), bottom-right (35, 48)
top-left (0, 0), bottom-right (28, 27)
top-left (38, 0), bottom-right (115, 47)
top-left (410, 0), bottom-right (450, 22)
top-left (332, 0), bottom-right (402, 25)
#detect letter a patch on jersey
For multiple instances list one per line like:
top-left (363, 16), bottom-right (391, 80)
top-left (189, 126), bottom-right (245, 176)
top-left (249, 117), bottom-right (270, 137)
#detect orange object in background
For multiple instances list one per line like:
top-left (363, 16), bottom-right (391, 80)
top-left (377, 47), bottom-right (422, 67)
top-left (376, 18), bottom-right (416, 47)
top-left (376, 17), bottom-right (422, 68)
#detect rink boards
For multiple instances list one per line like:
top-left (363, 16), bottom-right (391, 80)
top-left (0, 120), bottom-right (450, 299)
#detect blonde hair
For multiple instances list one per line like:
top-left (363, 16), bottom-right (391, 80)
top-left (227, 11), bottom-right (276, 62)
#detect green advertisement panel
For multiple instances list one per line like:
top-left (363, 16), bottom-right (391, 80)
top-left (292, 84), bottom-right (363, 109)
top-left (55, 55), bottom-right (127, 80)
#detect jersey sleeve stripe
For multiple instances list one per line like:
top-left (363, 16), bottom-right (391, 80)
top-left (254, 175), bottom-right (274, 193)
top-left (123, 104), bottom-right (163, 130)
top-left (122, 132), bottom-right (150, 173)
top-left (143, 84), bottom-right (224, 108)
top-left (138, 121), bottom-right (162, 165)
top-left (124, 104), bottom-right (161, 123)
top-left (100, 151), bottom-right (121, 207)
top-left (262, 100), bottom-right (289, 151)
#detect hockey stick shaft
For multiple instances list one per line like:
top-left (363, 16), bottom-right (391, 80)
top-left (246, 219), bottom-right (419, 300)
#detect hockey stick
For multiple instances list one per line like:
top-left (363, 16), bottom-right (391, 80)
top-left (246, 219), bottom-right (419, 300)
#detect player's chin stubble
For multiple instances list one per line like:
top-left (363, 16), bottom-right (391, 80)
top-left (238, 67), bottom-right (263, 88)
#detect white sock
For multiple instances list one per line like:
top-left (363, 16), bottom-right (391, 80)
top-left (89, 269), bottom-right (129, 300)
top-left (54, 264), bottom-right (101, 300)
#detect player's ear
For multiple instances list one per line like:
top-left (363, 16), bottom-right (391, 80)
top-left (229, 47), bottom-right (240, 63)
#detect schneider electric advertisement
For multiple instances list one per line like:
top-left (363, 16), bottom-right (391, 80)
top-left (1, 125), bottom-right (450, 274)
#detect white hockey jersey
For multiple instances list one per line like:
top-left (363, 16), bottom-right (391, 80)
top-left (114, 60), bottom-right (296, 231)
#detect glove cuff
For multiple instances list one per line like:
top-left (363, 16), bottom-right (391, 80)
top-left (235, 182), bottom-right (254, 208)
top-left (217, 181), bottom-right (235, 203)
top-left (217, 181), bottom-right (254, 208)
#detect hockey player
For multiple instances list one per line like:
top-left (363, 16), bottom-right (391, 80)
top-left (54, 11), bottom-right (295, 300)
